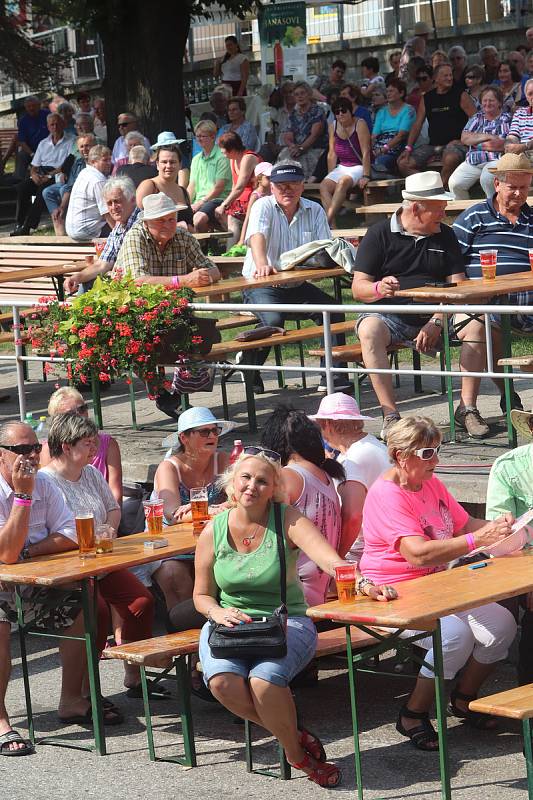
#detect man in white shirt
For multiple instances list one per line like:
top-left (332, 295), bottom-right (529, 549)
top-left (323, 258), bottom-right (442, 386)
top-left (11, 113), bottom-right (74, 236)
top-left (65, 145), bottom-right (112, 240)
top-left (0, 421), bottom-right (87, 755)
top-left (111, 112), bottom-right (150, 163)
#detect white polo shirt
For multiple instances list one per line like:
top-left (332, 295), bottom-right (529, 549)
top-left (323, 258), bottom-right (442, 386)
top-left (111, 134), bottom-right (151, 163)
top-left (65, 164), bottom-right (109, 240)
top-left (31, 133), bottom-right (74, 169)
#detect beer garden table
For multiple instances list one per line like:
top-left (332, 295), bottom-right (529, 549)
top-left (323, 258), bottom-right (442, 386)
top-left (0, 525), bottom-right (196, 756)
top-left (307, 551), bottom-right (533, 800)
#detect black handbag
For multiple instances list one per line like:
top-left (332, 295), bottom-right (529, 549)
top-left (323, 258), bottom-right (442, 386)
top-left (208, 503), bottom-right (288, 659)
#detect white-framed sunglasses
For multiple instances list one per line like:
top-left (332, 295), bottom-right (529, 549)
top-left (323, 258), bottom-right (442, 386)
top-left (414, 445), bottom-right (441, 460)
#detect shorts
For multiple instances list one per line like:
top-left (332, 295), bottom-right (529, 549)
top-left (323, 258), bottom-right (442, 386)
top-left (325, 164), bottom-right (364, 185)
top-left (199, 615), bottom-right (317, 688)
top-left (0, 586), bottom-right (81, 629)
top-left (129, 561), bottom-right (162, 587)
top-left (196, 198), bottom-right (224, 223)
top-left (356, 311), bottom-right (453, 344)
top-left (411, 143), bottom-right (468, 169)
top-left (490, 290), bottom-right (533, 333)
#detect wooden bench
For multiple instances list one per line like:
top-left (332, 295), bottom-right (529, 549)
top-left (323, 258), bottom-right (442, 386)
top-left (498, 356), bottom-right (533, 373)
top-left (469, 685), bottom-right (533, 797)
top-left (354, 197), bottom-right (497, 219)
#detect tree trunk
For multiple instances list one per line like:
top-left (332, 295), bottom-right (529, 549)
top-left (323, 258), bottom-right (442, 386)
top-left (98, 2), bottom-right (190, 146)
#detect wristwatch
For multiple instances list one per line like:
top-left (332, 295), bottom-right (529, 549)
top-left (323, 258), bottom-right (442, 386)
top-left (429, 318), bottom-right (442, 328)
top-left (21, 546), bottom-right (31, 561)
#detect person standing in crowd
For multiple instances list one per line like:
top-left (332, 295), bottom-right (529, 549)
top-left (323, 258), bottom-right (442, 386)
top-left (188, 120), bottom-right (232, 232)
top-left (214, 35), bottom-right (249, 97)
top-left (11, 95), bottom-right (48, 179)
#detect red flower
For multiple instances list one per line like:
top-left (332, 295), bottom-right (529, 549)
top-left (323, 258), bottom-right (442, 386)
top-left (83, 306), bottom-right (94, 315)
top-left (117, 305), bottom-right (129, 314)
top-left (98, 372), bottom-right (111, 382)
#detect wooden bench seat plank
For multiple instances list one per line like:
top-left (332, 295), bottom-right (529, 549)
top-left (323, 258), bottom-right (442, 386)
top-left (308, 342), bottom-right (403, 360)
top-left (0, 235), bottom-right (95, 246)
top-left (206, 320), bottom-right (356, 359)
top-left (103, 629), bottom-right (202, 666)
top-left (315, 626), bottom-right (389, 657)
top-left (469, 684), bottom-right (533, 720)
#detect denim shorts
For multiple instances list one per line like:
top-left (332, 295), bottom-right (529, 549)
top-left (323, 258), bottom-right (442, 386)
top-left (199, 615), bottom-right (317, 688)
top-left (356, 312), bottom-right (454, 345)
top-left (490, 291), bottom-right (533, 333)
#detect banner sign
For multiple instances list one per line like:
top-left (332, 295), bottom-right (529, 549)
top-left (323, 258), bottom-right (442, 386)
top-left (258, 1), bottom-right (307, 86)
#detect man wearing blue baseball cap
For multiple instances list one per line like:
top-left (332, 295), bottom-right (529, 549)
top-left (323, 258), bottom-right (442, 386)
top-left (240, 159), bottom-right (349, 393)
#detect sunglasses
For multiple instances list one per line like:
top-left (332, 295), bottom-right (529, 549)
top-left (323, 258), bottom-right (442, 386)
top-left (118, 122), bottom-right (131, 128)
top-left (414, 445), bottom-right (441, 460)
top-left (465, 74), bottom-right (476, 79)
top-left (243, 446), bottom-right (281, 462)
top-left (334, 109), bottom-right (350, 115)
top-left (0, 443), bottom-right (43, 455)
top-left (193, 425), bottom-right (222, 437)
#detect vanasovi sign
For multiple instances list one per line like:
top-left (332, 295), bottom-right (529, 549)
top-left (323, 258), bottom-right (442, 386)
top-left (258, 1), bottom-right (307, 86)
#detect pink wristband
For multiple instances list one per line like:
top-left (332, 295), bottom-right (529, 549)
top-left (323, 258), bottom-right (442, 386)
top-left (404, 145), bottom-right (413, 153)
top-left (14, 497), bottom-right (31, 507)
top-left (171, 275), bottom-right (180, 289)
top-left (373, 281), bottom-right (384, 299)
top-left (465, 533), bottom-right (476, 552)
top-left (383, 144), bottom-right (389, 152)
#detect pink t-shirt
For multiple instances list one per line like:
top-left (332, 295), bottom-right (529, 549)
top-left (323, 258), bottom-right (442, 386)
top-left (359, 475), bottom-right (469, 584)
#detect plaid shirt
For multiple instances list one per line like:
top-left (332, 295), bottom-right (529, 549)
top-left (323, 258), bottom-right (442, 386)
top-left (100, 207), bottom-right (140, 264)
top-left (112, 220), bottom-right (214, 279)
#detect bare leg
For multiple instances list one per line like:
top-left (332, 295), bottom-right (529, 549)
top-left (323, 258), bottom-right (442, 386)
top-left (319, 178), bottom-right (336, 217)
top-left (193, 211), bottom-right (210, 233)
top-left (397, 156), bottom-right (420, 177)
top-left (227, 215), bottom-right (242, 247)
top-left (455, 657), bottom-right (496, 703)
top-left (357, 316), bottom-right (397, 415)
top-left (401, 675), bottom-right (438, 750)
top-left (153, 560), bottom-right (193, 610)
top-left (58, 612), bottom-right (90, 719)
top-left (248, 677), bottom-right (306, 764)
top-left (327, 176), bottom-right (353, 226)
top-left (0, 622), bottom-right (26, 751)
top-left (52, 216), bottom-right (66, 236)
top-left (441, 150), bottom-right (462, 189)
top-left (456, 315), bottom-right (487, 407)
top-left (208, 673), bottom-right (263, 724)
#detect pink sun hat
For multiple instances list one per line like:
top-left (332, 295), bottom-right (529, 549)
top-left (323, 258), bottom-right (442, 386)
top-left (309, 392), bottom-right (372, 422)
top-left (254, 161), bottom-right (273, 177)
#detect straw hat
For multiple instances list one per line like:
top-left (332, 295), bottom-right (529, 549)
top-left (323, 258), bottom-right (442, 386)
top-left (309, 392), bottom-right (372, 422)
top-left (511, 408), bottom-right (533, 440)
top-left (402, 171), bottom-right (454, 201)
top-left (139, 192), bottom-right (186, 220)
top-left (487, 152), bottom-right (533, 174)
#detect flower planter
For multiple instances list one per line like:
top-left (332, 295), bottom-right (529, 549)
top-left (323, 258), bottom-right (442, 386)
top-left (154, 315), bottom-right (221, 364)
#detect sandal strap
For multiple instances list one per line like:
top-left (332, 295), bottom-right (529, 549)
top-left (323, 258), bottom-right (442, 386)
top-left (451, 688), bottom-right (476, 703)
top-left (399, 704), bottom-right (430, 721)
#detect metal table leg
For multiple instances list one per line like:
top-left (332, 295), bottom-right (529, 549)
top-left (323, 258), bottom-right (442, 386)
top-left (523, 717), bottom-right (533, 798)
top-left (81, 578), bottom-right (105, 755)
top-left (14, 586), bottom-right (35, 744)
top-left (442, 313), bottom-right (456, 442)
top-left (500, 312), bottom-right (516, 448)
top-left (432, 620), bottom-right (451, 800)
top-left (346, 625), bottom-right (364, 800)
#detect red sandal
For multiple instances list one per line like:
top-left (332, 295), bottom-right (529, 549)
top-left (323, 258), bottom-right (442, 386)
top-left (289, 752), bottom-right (342, 789)
top-left (298, 727), bottom-right (326, 761)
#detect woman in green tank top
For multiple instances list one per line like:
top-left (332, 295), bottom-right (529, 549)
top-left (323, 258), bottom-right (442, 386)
top-left (194, 449), bottom-right (397, 789)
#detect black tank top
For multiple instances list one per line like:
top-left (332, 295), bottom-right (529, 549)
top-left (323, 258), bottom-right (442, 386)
top-left (424, 85), bottom-right (468, 146)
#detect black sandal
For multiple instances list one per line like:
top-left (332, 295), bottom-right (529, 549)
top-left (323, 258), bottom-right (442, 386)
top-left (396, 705), bottom-right (439, 751)
top-left (448, 688), bottom-right (497, 730)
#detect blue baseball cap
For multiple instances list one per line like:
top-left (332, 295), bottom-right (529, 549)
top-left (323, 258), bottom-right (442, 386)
top-left (270, 163), bottom-right (305, 183)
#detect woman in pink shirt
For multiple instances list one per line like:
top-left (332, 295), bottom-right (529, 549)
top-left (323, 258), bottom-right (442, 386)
top-left (361, 416), bottom-right (517, 751)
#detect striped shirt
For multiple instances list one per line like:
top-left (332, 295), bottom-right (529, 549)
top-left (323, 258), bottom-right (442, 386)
top-left (464, 111), bottom-right (511, 166)
top-left (508, 106), bottom-right (533, 144)
top-left (452, 197), bottom-right (533, 278)
top-left (242, 195), bottom-right (331, 279)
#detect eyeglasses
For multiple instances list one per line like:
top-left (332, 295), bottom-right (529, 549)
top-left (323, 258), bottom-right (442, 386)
top-left (118, 122), bottom-right (131, 128)
top-left (243, 446), bottom-right (281, 462)
top-left (414, 445), bottom-right (441, 460)
top-left (465, 74), bottom-right (476, 79)
top-left (193, 425), bottom-right (222, 438)
top-left (334, 109), bottom-right (350, 115)
top-left (0, 443), bottom-right (43, 455)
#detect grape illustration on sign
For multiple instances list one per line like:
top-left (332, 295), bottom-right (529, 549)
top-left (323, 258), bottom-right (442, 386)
top-left (258, 1), bottom-right (307, 85)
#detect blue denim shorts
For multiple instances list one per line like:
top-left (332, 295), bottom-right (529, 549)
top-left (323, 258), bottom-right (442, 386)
top-left (356, 312), bottom-right (454, 345)
top-left (199, 615), bottom-right (317, 688)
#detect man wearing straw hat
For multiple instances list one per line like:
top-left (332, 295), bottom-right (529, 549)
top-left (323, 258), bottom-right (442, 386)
top-left (452, 152), bottom-right (533, 431)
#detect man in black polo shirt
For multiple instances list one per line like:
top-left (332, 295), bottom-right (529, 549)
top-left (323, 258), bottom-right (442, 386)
top-left (353, 172), bottom-right (471, 439)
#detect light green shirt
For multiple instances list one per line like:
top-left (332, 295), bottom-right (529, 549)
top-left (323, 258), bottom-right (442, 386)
top-left (190, 145), bottom-right (231, 203)
top-left (486, 444), bottom-right (533, 520)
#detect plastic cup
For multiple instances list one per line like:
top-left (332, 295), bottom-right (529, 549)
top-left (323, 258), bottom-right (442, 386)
top-left (95, 523), bottom-right (114, 554)
top-left (76, 513), bottom-right (95, 558)
top-left (479, 250), bottom-right (497, 280)
top-left (334, 564), bottom-right (357, 604)
top-left (143, 499), bottom-right (164, 538)
top-left (190, 487), bottom-right (209, 535)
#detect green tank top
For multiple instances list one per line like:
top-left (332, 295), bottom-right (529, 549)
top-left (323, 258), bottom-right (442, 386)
top-left (212, 503), bottom-right (307, 617)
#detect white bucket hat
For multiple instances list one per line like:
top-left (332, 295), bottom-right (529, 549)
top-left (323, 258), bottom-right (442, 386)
top-left (150, 131), bottom-right (186, 151)
top-left (401, 171), bottom-right (454, 202)
top-left (140, 192), bottom-right (186, 220)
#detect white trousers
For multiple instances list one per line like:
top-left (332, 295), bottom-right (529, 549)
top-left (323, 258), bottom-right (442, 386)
top-left (448, 160), bottom-right (496, 200)
top-left (401, 602), bottom-right (517, 680)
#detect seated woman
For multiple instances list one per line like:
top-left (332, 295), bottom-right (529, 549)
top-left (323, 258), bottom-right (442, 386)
top-left (278, 81), bottom-right (327, 180)
top-left (360, 416), bottom-right (517, 751)
top-left (214, 131), bottom-right (261, 245)
top-left (136, 144), bottom-right (193, 231)
top-left (309, 392), bottom-right (389, 562)
top-left (319, 97), bottom-right (371, 227)
top-left (42, 414), bottom-right (157, 701)
top-left (217, 97), bottom-right (260, 152)
top-left (261, 405), bottom-right (345, 606)
top-left (486, 406), bottom-right (533, 685)
top-left (372, 78), bottom-right (416, 174)
top-left (194, 448), bottom-right (396, 787)
top-left (339, 83), bottom-right (373, 131)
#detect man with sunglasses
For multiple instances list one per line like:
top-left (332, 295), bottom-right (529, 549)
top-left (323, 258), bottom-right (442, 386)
top-left (0, 421), bottom-right (86, 755)
top-left (111, 113), bottom-right (150, 165)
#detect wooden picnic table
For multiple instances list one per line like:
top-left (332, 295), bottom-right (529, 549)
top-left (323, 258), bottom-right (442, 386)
top-left (192, 266), bottom-right (345, 300)
top-left (307, 551), bottom-right (533, 800)
top-left (0, 524), bottom-right (196, 756)
top-left (0, 231), bottom-right (231, 246)
top-left (0, 262), bottom-right (83, 285)
top-left (355, 198), bottom-right (486, 216)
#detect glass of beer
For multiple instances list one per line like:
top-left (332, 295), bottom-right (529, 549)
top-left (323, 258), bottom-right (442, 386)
top-left (334, 564), bottom-right (357, 604)
top-left (76, 512), bottom-right (95, 558)
top-left (95, 523), bottom-right (114, 554)
top-left (143, 499), bottom-right (164, 539)
top-left (190, 487), bottom-right (209, 535)
top-left (479, 250), bottom-right (497, 280)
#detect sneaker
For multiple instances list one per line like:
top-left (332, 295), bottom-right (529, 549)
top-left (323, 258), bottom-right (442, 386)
top-left (499, 391), bottom-right (523, 414)
top-left (380, 412), bottom-right (401, 441)
top-left (454, 405), bottom-right (490, 439)
top-left (317, 377), bottom-right (353, 394)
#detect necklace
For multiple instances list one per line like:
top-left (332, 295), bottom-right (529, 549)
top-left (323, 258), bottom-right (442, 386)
top-left (242, 529), bottom-right (258, 547)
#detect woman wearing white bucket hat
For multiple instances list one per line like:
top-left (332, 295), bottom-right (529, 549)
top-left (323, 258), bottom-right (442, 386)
top-left (310, 393), bottom-right (389, 561)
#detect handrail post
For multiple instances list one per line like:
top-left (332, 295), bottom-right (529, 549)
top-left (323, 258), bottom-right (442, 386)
top-left (322, 310), bottom-right (334, 395)
top-left (12, 306), bottom-right (27, 421)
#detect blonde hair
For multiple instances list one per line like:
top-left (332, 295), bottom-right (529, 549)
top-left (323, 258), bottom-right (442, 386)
top-left (48, 386), bottom-right (84, 416)
top-left (217, 452), bottom-right (287, 505)
top-left (194, 120), bottom-right (217, 137)
top-left (318, 418), bottom-right (365, 437)
top-left (386, 415), bottom-right (441, 463)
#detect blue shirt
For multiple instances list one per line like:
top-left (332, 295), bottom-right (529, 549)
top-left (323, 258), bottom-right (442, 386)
top-left (354, 106), bottom-right (373, 133)
top-left (452, 197), bottom-right (533, 278)
top-left (217, 121), bottom-right (260, 152)
top-left (17, 109), bottom-right (48, 151)
top-left (64, 157), bottom-right (86, 192)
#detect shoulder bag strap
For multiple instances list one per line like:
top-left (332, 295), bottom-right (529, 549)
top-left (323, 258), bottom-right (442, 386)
top-left (273, 502), bottom-right (287, 606)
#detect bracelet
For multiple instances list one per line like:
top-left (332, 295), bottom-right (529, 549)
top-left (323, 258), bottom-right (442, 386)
top-left (356, 576), bottom-right (375, 595)
top-left (404, 145), bottom-right (413, 153)
top-left (207, 605), bottom-right (219, 624)
top-left (465, 533), bottom-right (476, 552)
top-left (171, 275), bottom-right (180, 289)
top-left (14, 493), bottom-right (32, 500)
top-left (383, 144), bottom-right (389, 152)
top-left (373, 280), bottom-right (384, 299)
top-left (14, 497), bottom-right (32, 507)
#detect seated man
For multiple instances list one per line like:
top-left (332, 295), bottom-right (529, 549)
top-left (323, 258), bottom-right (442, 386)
top-left (352, 172), bottom-right (474, 440)
top-left (65, 145), bottom-right (112, 241)
top-left (188, 120), bottom-right (231, 233)
top-left (42, 132), bottom-right (96, 236)
top-left (12, 95), bottom-right (48, 180)
top-left (0, 421), bottom-right (87, 754)
top-left (452, 151), bottom-right (533, 425)
top-left (115, 144), bottom-right (157, 187)
top-left (11, 113), bottom-right (73, 236)
top-left (111, 112), bottom-right (150, 163)
top-left (398, 63), bottom-right (476, 189)
top-left (241, 159), bottom-right (349, 394)
top-left (64, 175), bottom-right (140, 295)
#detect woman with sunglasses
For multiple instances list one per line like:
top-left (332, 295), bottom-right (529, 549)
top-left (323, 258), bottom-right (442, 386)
top-left (463, 64), bottom-right (484, 110)
top-left (194, 447), bottom-right (397, 788)
top-left (360, 415), bottom-right (517, 752)
top-left (319, 96), bottom-right (371, 226)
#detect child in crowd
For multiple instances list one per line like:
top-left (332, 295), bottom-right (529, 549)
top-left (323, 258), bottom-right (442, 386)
top-left (238, 161), bottom-right (272, 244)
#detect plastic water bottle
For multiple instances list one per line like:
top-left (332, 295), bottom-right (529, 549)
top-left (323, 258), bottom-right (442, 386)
top-left (229, 440), bottom-right (244, 465)
top-left (35, 416), bottom-right (48, 438)
top-left (24, 412), bottom-right (37, 430)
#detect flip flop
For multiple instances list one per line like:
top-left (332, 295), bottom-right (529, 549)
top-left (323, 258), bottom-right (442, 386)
top-left (59, 701), bottom-right (124, 726)
top-left (0, 729), bottom-right (34, 756)
top-left (125, 680), bottom-right (171, 700)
